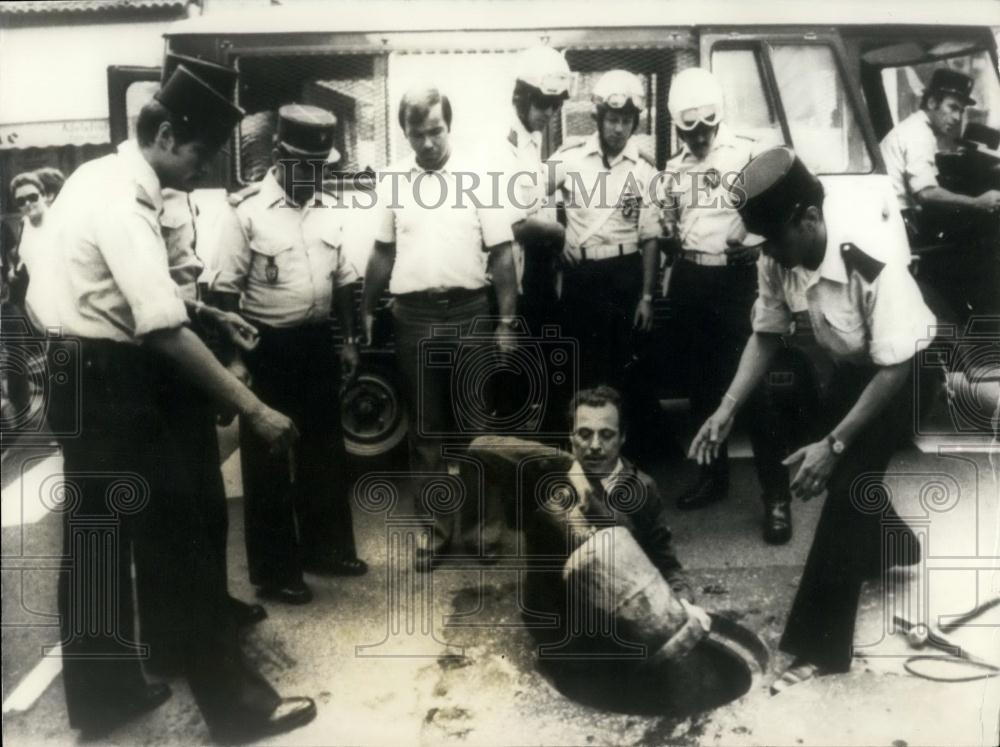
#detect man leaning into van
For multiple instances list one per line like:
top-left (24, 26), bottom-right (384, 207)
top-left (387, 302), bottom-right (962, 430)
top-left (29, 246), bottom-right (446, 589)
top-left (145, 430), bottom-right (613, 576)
top-left (362, 86), bottom-right (519, 571)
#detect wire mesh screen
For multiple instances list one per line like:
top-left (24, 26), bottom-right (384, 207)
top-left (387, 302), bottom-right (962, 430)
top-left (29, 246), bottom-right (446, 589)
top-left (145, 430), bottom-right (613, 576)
top-left (234, 54), bottom-right (388, 184)
top-left (561, 47), bottom-right (695, 168)
top-left (384, 45), bottom-right (693, 167)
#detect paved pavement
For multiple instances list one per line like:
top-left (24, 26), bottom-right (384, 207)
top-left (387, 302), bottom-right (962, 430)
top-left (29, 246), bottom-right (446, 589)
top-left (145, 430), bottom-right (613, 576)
top-left (2, 429), bottom-right (998, 746)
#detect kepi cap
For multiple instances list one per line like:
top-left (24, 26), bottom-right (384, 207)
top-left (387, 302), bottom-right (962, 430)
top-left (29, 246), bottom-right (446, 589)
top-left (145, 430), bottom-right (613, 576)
top-left (736, 147), bottom-right (823, 238)
top-left (161, 53), bottom-right (239, 101)
top-left (155, 64), bottom-right (244, 149)
top-left (276, 104), bottom-right (339, 161)
top-left (926, 68), bottom-right (976, 107)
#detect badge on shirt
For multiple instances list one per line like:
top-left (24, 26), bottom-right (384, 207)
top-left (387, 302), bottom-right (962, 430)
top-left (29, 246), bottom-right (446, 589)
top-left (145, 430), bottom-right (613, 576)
top-left (702, 168), bottom-right (721, 191)
top-left (265, 257), bottom-right (279, 284)
top-left (620, 190), bottom-right (642, 220)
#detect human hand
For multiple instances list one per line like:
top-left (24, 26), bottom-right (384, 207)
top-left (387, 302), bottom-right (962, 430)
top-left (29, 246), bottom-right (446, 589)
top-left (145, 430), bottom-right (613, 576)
top-left (362, 312), bottom-right (376, 347)
top-left (657, 600), bottom-right (712, 660)
top-left (688, 405), bottom-right (736, 465)
top-left (633, 298), bottom-right (654, 331)
top-left (782, 439), bottom-right (839, 500)
top-left (974, 189), bottom-right (1000, 213)
top-left (247, 404), bottom-right (300, 456)
top-left (340, 342), bottom-right (360, 384)
top-left (215, 310), bottom-right (260, 351)
top-left (495, 320), bottom-right (517, 355)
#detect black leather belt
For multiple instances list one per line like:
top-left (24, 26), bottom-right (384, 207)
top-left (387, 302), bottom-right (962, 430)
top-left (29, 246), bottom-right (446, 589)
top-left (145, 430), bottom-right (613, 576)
top-left (395, 287), bottom-right (488, 304)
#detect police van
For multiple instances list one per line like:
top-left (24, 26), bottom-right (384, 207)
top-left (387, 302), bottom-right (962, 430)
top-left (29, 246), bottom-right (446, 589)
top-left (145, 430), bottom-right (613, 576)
top-left (107, 0), bottom-right (1000, 458)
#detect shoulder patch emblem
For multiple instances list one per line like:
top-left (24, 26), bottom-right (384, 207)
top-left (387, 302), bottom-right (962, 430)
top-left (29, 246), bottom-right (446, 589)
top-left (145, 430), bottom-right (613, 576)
top-left (840, 242), bottom-right (885, 283)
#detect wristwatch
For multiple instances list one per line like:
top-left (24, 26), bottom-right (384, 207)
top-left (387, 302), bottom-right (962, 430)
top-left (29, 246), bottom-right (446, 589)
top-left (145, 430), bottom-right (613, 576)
top-left (641, 293), bottom-right (654, 302)
top-left (826, 433), bottom-right (846, 455)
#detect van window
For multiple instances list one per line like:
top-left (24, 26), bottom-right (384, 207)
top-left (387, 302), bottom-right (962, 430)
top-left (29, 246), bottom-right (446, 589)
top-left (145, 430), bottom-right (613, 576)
top-left (879, 47), bottom-right (1000, 136)
top-left (711, 47), bottom-right (783, 149)
top-left (771, 44), bottom-right (873, 174)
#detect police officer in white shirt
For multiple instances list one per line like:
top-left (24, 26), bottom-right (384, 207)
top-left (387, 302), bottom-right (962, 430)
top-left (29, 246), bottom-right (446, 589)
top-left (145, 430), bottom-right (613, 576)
top-left (37, 65), bottom-right (315, 741)
top-left (690, 147), bottom-right (934, 693)
top-left (506, 47), bottom-right (572, 334)
top-left (211, 105), bottom-right (366, 604)
top-left (547, 70), bottom-right (663, 393)
top-left (881, 68), bottom-right (1000, 217)
top-left (663, 68), bottom-right (792, 542)
top-left (363, 86), bottom-right (518, 570)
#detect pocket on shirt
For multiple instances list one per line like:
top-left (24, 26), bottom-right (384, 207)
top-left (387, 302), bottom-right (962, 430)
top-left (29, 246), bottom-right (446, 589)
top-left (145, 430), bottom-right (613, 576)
top-left (820, 308), bottom-right (867, 355)
top-left (249, 238), bottom-right (294, 285)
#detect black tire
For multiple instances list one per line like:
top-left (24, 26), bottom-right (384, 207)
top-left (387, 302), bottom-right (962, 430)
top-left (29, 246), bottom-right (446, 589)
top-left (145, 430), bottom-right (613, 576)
top-left (340, 364), bottom-right (408, 461)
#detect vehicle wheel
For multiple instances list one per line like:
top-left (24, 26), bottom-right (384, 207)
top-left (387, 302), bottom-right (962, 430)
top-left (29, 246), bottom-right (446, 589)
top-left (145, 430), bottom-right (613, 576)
top-left (341, 367), bottom-right (408, 459)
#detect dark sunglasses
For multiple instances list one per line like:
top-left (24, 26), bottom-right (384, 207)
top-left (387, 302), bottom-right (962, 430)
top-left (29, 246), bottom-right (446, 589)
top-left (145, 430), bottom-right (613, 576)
top-left (14, 192), bottom-right (41, 208)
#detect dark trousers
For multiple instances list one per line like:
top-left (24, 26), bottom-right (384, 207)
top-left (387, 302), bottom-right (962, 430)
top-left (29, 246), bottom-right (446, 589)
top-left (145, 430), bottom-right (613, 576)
top-left (392, 290), bottom-right (501, 554)
top-left (779, 364), bottom-right (921, 672)
top-left (49, 338), bottom-right (278, 731)
top-left (559, 253), bottom-right (642, 392)
top-left (240, 322), bottom-right (356, 587)
top-left (668, 259), bottom-right (790, 499)
top-left (135, 367), bottom-right (230, 662)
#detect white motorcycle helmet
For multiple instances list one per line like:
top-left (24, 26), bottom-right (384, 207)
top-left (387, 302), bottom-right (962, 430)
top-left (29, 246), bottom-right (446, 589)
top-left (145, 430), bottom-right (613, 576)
top-left (515, 46), bottom-right (574, 99)
top-left (668, 67), bottom-right (724, 130)
top-left (591, 70), bottom-right (646, 115)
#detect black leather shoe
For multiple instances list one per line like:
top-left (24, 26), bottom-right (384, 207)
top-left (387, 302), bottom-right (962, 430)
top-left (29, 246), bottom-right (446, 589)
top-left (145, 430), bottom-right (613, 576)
top-left (763, 502), bottom-right (792, 545)
top-left (676, 473), bottom-right (729, 511)
top-left (228, 596), bottom-right (268, 626)
top-left (78, 683), bottom-right (172, 739)
top-left (303, 556), bottom-right (369, 577)
top-left (210, 696), bottom-right (317, 744)
top-left (256, 581), bottom-right (313, 605)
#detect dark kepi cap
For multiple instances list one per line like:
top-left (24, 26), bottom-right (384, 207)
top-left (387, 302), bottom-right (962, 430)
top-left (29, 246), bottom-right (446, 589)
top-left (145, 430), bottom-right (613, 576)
top-left (927, 68), bottom-right (976, 107)
top-left (155, 64), bottom-right (245, 149)
top-left (276, 104), bottom-right (339, 161)
top-left (736, 146), bottom-right (823, 239)
top-left (161, 53), bottom-right (238, 101)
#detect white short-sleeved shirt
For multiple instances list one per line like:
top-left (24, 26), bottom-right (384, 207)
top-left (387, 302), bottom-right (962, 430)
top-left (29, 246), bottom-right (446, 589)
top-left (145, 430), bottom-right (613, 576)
top-left (551, 134), bottom-right (663, 258)
top-left (373, 151), bottom-right (514, 295)
top-left (503, 113), bottom-right (559, 288)
top-left (161, 188), bottom-right (204, 303)
top-left (751, 191), bottom-right (936, 366)
top-left (27, 141), bottom-right (188, 342)
top-left (880, 110), bottom-right (943, 211)
top-left (210, 171), bottom-right (357, 328)
top-left (664, 124), bottom-right (766, 254)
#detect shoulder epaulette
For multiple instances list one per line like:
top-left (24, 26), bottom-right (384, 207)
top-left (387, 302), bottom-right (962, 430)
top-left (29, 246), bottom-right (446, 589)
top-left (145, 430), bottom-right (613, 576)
top-left (841, 242), bottom-right (885, 283)
top-left (135, 185), bottom-right (156, 211)
top-left (228, 180), bottom-right (263, 208)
